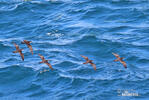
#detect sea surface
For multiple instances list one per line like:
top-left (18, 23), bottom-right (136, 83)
top-left (0, 0), bottom-right (149, 100)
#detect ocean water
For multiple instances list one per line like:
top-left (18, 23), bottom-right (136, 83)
top-left (0, 0), bottom-right (149, 100)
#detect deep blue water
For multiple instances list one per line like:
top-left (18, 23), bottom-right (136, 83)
top-left (0, 0), bottom-right (149, 100)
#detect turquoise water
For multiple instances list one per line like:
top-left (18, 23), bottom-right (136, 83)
top-left (0, 0), bottom-right (149, 100)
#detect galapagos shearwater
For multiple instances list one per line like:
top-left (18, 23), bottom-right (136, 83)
top-left (13, 43), bottom-right (24, 61)
top-left (112, 53), bottom-right (127, 69)
top-left (38, 54), bottom-right (53, 70)
top-left (21, 40), bottom-right (33, 55)
top-left (81, 55), bottom-right (96, 70)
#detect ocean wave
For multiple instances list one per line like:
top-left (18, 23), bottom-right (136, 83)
top-left (0, 65), bottom-right (35, 84)
top-left (0, 42), bottom-right (10, 50)
top-left (0, 0), bottom-right (149, 99)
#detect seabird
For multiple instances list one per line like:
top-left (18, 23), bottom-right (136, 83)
top-left (81, 55), bottom-right (96, 70)
top-left (21, 40), bottom-right (33, 55)
top-left (38, 54), bottom-right (53, 70)
top-left (13, 43), bottom-right (24, 61)
top-left (112, 53), bottom-right (127, 69)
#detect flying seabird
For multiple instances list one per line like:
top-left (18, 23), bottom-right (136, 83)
top-left (81, 55), bottom-right (96, 70)
top-left (13, 43), bottom-right (24, 61)
top-left (38, 54), bottom-right (53, 70)
top-left (21, 40), bottom-right (33, 55)
top-left (112, 53), bottom-right (127, 69)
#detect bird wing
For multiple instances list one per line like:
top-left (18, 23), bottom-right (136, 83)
top-left (90, 62), bottom-right (96, 70)
top-left (25, 40), bottom-right (32, 44)
top-left (114, 59), bottom-right (119, 62)
top-left (112, 53), bottom-right (120, 59)
top-left (28, 45), bottom-right (33, 55)
top-left (13, 43), bottom-right (19, 50)
top-left (81, 55), bottom-right (89, 61)
top-left (19, 51), bottom-right (24, 61)
top-left (24, 40), bottom-right (28, 43)
top-left (83, 62), bottom-right (88, 64)
top-left (120, 60), bottom-right (127, 69)
top-left (38, 54), bottom-right (45, 60)
top-left (46, 62), bottom-right (53, 70)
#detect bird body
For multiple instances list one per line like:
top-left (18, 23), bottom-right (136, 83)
top-left (13, 43), bottom-right (24, 61)
top-left (112, 53), bottom-right (127, 69)
top-left (21, 40), bottom-right (33, 55)
top-left (81, 55), bottom-right (96, 70)
top-left (38, 54), bottom-right (53, 70)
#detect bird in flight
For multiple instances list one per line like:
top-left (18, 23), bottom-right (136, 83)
top-left (81, 55), bottom-right (96, 70)
top-left (112, 53), bottom-right (127, 69)
top-left (13, 43), bottom-right (24, 61)
top-left (38, 54), bottom-right (53, 70)
top-left (21, 40), bottom-right (33, 55)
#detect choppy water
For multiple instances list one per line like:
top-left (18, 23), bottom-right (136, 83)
top-left (0, 0), bottom-right (149, 100)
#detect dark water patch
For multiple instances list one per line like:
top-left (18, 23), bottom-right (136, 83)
top-left (0, 42), bottom-right (10, 51)
top-left (82, 6), bottom-right (114, 20)
top-left (55, 61), bottom-right (78, 70)
top-left (0, 0), bottom-right (149, 99)
top-left (138, 59), bottom-right (149, 64)
top-left (0, 65), bottom-right (36, 84)
top-left (27, 89), bottom-right (48, 98)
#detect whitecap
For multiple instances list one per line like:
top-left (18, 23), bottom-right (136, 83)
top-left (68, 21), bottom-right (98, 28)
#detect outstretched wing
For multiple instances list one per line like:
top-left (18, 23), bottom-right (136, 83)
top-left (38, 54), bottom-right (45, 61)
top-left (29, 45), bottom-right (33, 55)
top-left (13, 43), bottom-right (19, 50)
top-left (112, 53), bottom-right (120, 59)
top-left (46, 62), bottom-right (53, 70)
top-left (114, 59), bottom-right (119, 62)
top-left (19, 51), bottom-right (24, 61)
top-left (120, 61), bottom-right (127, 69)
top-left (90, 62), bottom-right (96, 70)
top-left (81, 55), bottom-right (89, 61)
top-left (24, 40), bottom-right (31, 44)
